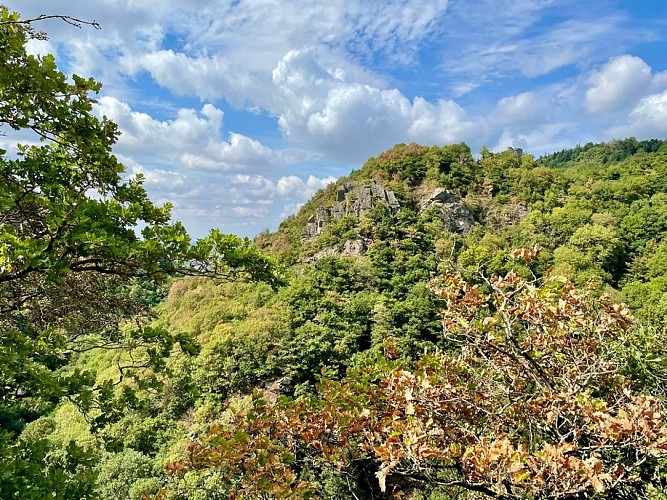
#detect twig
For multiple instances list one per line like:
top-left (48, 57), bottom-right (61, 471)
top-left (1, 14), bottom-right (101, 31)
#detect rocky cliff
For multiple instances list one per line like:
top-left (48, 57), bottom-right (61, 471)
top-left (299, 180), bottom-right (475, 262)
top-left (418, 188), bottom-right (474, 234)
top-left (302, 180), bottom-right (401, 240)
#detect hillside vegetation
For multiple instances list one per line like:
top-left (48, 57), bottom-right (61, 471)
top-left (8, 134), bottom-right (667, 499)
top-left (166, 139), bottom-right (667, 499)
top-left (3, 8), bottom-right (667, 499)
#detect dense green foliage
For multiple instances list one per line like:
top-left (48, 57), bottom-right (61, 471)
top-left (2, 7), bottom-right (667, 500)
top-left (0, 8), bottom-right (279, 498)
top-left (155, 141), bottom-right (667, 498)
top-left (26, 135), bottom-right (661, 499)
top-left (539, 137), bottom-right (665, 168)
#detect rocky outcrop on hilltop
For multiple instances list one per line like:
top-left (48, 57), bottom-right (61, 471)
top-left (302, 180), bottom-right (400, 240)
top-left (418, 188), bottom-right (474, 234)
top-left (298, 181), bottom-right (477, 262)
top-left (300, 182), bottom-right (476, 258)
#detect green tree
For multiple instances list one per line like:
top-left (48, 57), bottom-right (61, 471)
top-left (0, 7), bottom-right (280, 495)
top-left (95, 449), bottom-right (162, 500)
top-left (169, 249), bottom-right (667, 499)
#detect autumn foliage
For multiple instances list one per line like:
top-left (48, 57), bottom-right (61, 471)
top-left (165, 248), bottom-right (667, 498)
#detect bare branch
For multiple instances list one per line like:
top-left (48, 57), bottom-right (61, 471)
top-left (0, 14), bottom-right (100, 31)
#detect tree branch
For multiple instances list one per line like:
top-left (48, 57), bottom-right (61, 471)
top-left (0, 14), bottom-right (101, 31)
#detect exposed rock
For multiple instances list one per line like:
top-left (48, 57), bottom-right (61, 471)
top-left (309, 247), bottom-right (339, 261)
top-left (419, 188), bottom-right (474, 234)
top-left (341, 238), bottom-right (368, 257)
top-left (302, 180), bottom-right (400, 241)
top-left (508, 146), bottom-right (524, 158)
top-left (262, 376), bottom-right (294, 404)
top-left (302, 239), bottom-right (370, 262)
top-left (492, 202), bottom-right (530, 226)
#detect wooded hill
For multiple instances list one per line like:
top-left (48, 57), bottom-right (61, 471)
top-left (163, 139), bottom-right (667, 499)
top-left (7, 135), bottom-right (667, 498)
top-left (2, 8), bottom-right (667, 499)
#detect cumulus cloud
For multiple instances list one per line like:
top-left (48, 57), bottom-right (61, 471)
top-left (231, 174), bottom-right (277, 198)
top-left (483, 56), bottom-right (667, 154)
top-left (119, 155), bottom-right (188, 191)
top-left (281, 202), bottom-right (306, 219)
top-left (492, 92), bottom-right (549, 126)
top-left (120, 51), bottom-right (268, 106)
top-left (610, 90), bottom-right (667, 139)
top-left (6, 0), bottom-right (667, 237)
top-left (35, 0), bottom-right (447, 108)
top-left (233, 173), bottom-right (336, 200)
top-left (272, 47), bottom-right (479, 162)
top-left (492, 123), bottom-right (570, 153)
top-left (276, 175), bottom-right (337, 198)
top-left (586, 55), bottom-right (653, 113)
top-left (577, 55), bottom-right (667, 140)
top-left (96, 97), bottom-right (221, 148)
top-left (95, 97), bottom-right (279, 172)
top-left (180, 134), bottom-right (277, 172)
top-left (24, 38), bottom-right (55, 58)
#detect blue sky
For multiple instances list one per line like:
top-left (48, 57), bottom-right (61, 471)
top-left (4, 0), bottom-right (667, 238)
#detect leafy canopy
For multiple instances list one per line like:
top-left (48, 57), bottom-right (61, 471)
top-left (168, 248), bottom-right (667, 499)
top-left (0, 6), bottom-right (280, 442)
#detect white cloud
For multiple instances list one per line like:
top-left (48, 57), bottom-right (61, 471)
top-left (0, 127), bottom-right (43, 154)
top-left (492, 123), bottom-right (569, 153)
top-left (517, 17), bottom-right (628, 78)
top-left (579, 55), bottom-right (667, 140)
top-left (586, 55), bottom-right (653, 113)
top-left (272, 47), bottom-right (479, 162)
top-left (24, 38), bottom-right (55, 57)
top-left (184, 0), bottom-right (449, 64)
top-left (96, 97), bottom-right (221, 149)
top-left (119, 155), bottom-right (188, 191)
top-left (275, 176), bottom-right (306, 197)
top-left (276, 175), bottom-right (337, 198)
top-left (120, 50), bottom-right (267, 106)
top-left (233, 173), bottom-right (337, 199)
top-left (438, 0), bottom-right (642, 92)
top-left (5, 0), bottom-right (667, 238)
top-left (492, 92), bottom-right (548, 126)
top-left (181, 134), bottom-right (277, 172)
top-left (610, 90), bottom-right (667, 139)
top-left (334, 0), bottom-right (449, 62)
top-left (56, 0), bottom-right (448, 108)
top-left (281, 202), bottom-right (305, 219)
top-left (408, 98), bottom-right (480, 145)
top-left (232, 206), bottom-right (269, 218)
top-left (94, 97), bottom-right (279, 172)
top-left (231, 174), bottom-right (277, 197)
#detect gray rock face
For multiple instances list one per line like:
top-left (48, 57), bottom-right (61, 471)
top-left (341, 239), bottom-right (368, 257)
top-left (301, 239), bottom-right (370, 263)
top-left (300, 181), bottom-right (473, 263)
top-left (302, 180), bottom-right (400, 240)
top-left (419, 188), bottom-right (474, 234)
top-left (494, 202), bottom-right (529, 226)
top-left (262, 376), bottom-right (294, 404)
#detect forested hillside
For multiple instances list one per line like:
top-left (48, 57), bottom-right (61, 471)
top-left (2, 7), bottom-right (667, 500)
top-left (159, 140), bottom-right (667, 499)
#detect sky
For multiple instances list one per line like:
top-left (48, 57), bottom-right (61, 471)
top-left (3, 1), bottom-right (667, 238)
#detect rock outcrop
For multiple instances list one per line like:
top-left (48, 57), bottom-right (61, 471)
top-left (300, 182), bottom-right (474, 262)
top-left (302, 180), bottom-right (400, 240)
top-left (302, 238), bottom-right (371, 262)
top-left (419, 188), bottom-right (474, 234)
